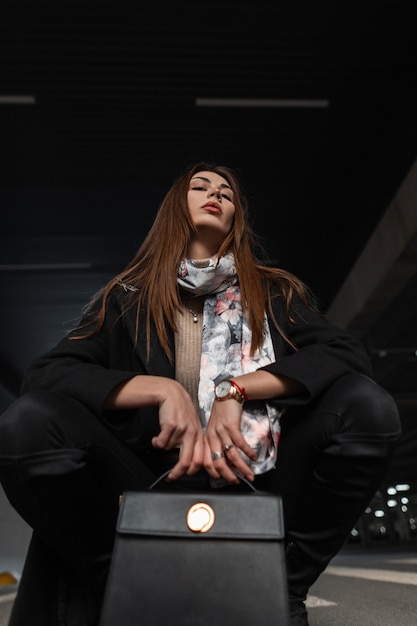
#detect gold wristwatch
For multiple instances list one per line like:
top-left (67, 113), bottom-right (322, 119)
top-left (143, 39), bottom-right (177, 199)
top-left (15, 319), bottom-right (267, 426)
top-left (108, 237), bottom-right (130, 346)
top-left (214, 380), bottom-right (247, 406)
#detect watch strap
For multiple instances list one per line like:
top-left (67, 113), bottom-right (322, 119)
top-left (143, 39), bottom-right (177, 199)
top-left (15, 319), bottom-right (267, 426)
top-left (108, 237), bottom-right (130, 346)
top-left (229, 380), bottom-right (248, 403)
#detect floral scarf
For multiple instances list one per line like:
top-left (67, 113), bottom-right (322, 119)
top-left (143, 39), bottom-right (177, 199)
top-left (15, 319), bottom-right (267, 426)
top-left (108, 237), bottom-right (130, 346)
top-left (178, 252), bottom-right (282, 474)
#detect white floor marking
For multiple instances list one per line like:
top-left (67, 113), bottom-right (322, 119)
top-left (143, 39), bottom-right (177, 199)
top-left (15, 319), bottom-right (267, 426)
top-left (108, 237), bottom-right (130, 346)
top-left (306, 595), bottom-right (337, 608)
top-left (324, 565), bottom-right (417, 585)
top-left (0, 592), bottom-right (16, 604)
top-left (387, 557), bottom-right (417, 565)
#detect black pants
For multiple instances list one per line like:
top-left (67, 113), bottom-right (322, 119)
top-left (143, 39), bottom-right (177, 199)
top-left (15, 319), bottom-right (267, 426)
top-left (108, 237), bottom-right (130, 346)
top-left (0, 374), bottom-right (401, 625)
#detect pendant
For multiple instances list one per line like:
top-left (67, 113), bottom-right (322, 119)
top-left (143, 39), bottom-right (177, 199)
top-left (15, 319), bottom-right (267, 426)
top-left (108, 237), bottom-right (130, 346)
top-left (190, 310), bottom-right (198, 323)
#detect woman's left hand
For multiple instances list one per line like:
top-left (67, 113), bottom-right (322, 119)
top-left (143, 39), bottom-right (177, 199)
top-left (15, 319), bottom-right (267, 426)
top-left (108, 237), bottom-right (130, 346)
top-left (204, 399), bottom-right (257, 483)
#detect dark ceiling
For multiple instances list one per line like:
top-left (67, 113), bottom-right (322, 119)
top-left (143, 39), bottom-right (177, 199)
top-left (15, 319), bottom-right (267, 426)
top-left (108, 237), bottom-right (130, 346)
top-left (1, 0), bottom-right (417, 431)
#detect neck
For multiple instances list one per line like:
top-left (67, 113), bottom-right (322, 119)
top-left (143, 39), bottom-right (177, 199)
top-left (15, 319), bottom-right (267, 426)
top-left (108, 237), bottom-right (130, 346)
top-left (187, 232), bottom-right (224, 260)
top-left (187, 242), bottom-right (216, 260)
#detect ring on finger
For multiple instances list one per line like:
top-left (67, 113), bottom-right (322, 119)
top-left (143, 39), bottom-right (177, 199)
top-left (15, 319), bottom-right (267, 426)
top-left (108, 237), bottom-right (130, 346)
top-left (211, 450), bottom-right (225, 461)
top-left (223, 444), bottom-right (235, 452)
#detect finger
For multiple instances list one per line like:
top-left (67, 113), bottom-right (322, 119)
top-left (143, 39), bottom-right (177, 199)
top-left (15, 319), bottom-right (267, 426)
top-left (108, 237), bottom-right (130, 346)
top-left (211, 449), bottom-right (225, 462)
top-left (166, 433), bottom-right (206, 481)
top-left (222, 446), bottom-right (255, 482)
top-left (207, 446), bottom-right (242, 483)
top-left (166, 458), bottom-right (187, 481)
top-left (166, 445), bottom-right (194, 481)
top-left (211, 458), bottom-right (242, 483)
top-left (185, 437), bottom-right (205, 475)
top-left (202, 441), bottom-right (222, 480)
top-left (151, 425), bottom-right (177, 450)
top-left (153, 420), bottom-right (191, 450)
top-left (227, 433), bottom-right (258, 462)
top-left (205, 460), bottom-right (239, 483)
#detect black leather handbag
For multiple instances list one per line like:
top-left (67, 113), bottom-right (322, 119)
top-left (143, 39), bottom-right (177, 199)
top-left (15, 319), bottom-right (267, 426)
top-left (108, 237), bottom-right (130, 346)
top-left (99, 473), bottom-right (290, 626)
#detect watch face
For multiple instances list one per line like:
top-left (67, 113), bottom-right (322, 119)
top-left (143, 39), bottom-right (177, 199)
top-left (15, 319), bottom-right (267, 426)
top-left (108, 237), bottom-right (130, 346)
top-left (216, 380), bottom-right (232, 398)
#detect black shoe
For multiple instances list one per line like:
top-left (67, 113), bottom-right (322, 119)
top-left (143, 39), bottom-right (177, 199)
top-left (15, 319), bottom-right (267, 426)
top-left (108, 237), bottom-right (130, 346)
top-left (289, 598), bottom-right (309, 626)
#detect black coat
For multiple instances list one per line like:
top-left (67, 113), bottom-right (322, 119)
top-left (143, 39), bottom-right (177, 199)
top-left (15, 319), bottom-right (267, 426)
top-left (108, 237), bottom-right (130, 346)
top-left (10, 284), bottom-right (372, 625)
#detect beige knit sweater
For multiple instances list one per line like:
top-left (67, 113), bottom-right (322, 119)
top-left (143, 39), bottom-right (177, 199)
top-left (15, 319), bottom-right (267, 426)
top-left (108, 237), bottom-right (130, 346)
top-left (174, 295), bottom-right (205, 413)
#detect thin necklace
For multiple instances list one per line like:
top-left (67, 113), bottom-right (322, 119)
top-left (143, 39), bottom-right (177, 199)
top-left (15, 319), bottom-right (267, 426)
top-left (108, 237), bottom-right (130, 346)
top-left (189, 309), bottom-right (198, 324)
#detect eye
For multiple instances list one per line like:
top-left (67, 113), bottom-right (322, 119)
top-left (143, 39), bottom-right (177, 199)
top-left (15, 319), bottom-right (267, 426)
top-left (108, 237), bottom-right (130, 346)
top-left (191, 185), bottom-right (206, 191)
top-left (221, 192), bottom-right (232, 201)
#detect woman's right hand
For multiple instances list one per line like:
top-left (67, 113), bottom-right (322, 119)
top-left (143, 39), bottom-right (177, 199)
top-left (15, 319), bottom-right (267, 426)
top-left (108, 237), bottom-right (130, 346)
top-left (103, 374), bottom-right (205, 480)
top-left (152, 379), bottom-right (205, 480)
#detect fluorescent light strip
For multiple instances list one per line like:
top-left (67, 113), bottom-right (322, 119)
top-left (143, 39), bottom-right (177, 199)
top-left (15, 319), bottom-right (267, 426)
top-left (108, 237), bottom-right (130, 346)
top-left (196, 98), bottom-right (329, 108)
top-left (0, 95), bottom-right (36, 104)
top-left (0, 263), bottom-right (92, 270)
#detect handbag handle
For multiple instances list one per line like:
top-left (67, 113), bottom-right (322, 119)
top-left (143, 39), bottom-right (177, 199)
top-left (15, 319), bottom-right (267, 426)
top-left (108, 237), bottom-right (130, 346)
top-left (149, 469), bottom-right (256, 492)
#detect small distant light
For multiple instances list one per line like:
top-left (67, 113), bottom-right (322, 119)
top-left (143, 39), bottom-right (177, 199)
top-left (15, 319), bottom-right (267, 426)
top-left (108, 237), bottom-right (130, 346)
top-left (387, 487), bottom-right (397, 495)
top-left (195, 98), bottom-right (329, 108)
top-left (374, 510), bottom-right (385, 518)
top-left (396, 484), bottom-right (410, 492)
top-left (0, 95), bottom-right (36, 104)
top-left (0, 263), bottom-right (91, 270)
top-left (0, 571), bottom-right (18, 585)
top-left (387, 499), bottom-right (398, 508)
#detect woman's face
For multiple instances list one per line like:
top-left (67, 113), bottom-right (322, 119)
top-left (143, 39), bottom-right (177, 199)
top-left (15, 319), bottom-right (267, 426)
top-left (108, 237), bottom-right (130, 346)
top-left (187, 170), bottom-right (235, 256)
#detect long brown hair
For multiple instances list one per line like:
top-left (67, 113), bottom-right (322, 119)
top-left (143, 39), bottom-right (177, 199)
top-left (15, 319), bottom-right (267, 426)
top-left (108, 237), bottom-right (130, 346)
top-left (73, 162), bottom-right (315, 360)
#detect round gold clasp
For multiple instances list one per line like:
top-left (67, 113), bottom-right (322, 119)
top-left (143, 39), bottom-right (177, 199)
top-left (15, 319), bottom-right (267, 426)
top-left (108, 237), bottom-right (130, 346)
top-left (186, 502), bottom-right (215, 533)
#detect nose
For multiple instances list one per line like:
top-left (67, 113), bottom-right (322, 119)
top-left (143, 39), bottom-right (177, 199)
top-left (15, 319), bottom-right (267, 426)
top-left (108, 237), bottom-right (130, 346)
top-left (209, 187), bottom-right (222, 200)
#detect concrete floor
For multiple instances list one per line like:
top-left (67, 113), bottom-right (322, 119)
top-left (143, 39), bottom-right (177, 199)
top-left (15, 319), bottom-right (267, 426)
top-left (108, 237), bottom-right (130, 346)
top-left (308, 544), bottom-right (417, 625)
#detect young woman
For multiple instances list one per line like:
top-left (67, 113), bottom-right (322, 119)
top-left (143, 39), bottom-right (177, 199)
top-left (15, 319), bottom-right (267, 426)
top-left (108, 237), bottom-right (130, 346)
top-left (0, 162), bottom-right (401, 625)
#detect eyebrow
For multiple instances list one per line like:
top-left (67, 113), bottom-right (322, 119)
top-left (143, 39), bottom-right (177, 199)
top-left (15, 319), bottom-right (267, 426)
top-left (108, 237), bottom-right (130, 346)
top-left (191, 176), bottom-right (232, 190)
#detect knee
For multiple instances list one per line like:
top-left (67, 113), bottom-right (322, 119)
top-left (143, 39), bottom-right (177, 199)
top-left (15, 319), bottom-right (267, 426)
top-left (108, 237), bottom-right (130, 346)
top-left (0, 389), bottom-right (67, 455)
top-left (322, 373), bottom-right (401, 437)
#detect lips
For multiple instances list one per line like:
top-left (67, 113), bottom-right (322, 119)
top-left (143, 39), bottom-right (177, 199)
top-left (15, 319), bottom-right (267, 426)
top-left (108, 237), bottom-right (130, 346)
top-left (203, 202), bottom-right (221, 213)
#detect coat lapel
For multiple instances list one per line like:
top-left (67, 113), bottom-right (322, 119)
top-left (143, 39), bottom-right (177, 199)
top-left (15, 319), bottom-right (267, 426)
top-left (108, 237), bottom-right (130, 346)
top-left (123, 305), bottom-right (175, 379)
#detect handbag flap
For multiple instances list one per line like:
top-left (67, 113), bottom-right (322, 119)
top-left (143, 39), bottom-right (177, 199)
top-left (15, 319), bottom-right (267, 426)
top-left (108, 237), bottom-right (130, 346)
top-left (117, 491), bottom-right (284, 539)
